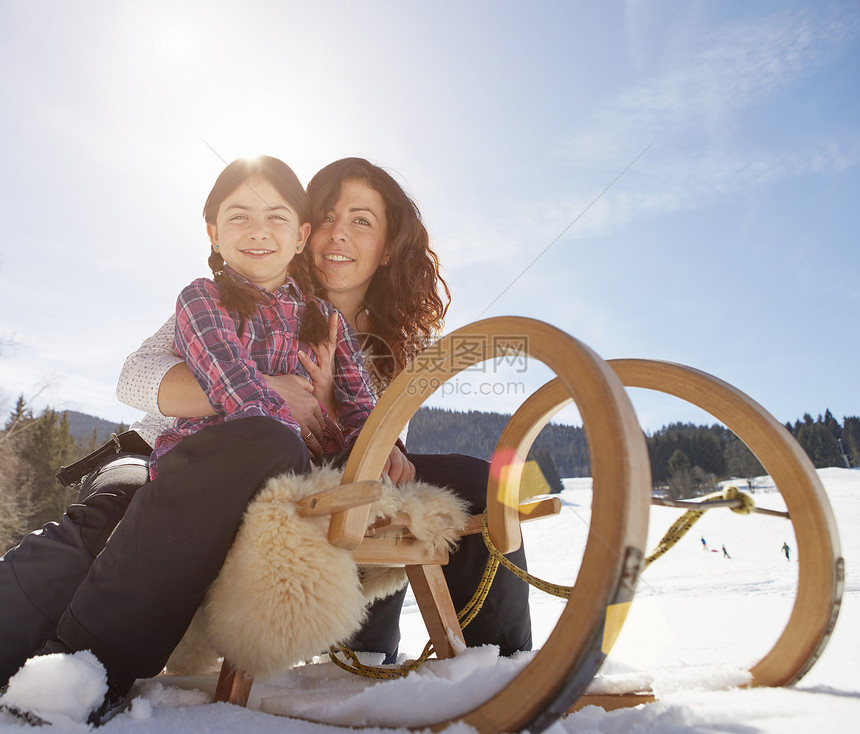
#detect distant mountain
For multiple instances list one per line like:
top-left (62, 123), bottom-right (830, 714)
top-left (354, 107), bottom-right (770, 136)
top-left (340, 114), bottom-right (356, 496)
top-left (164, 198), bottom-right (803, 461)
top-left (60, 410), bottom-right (127, 444)
top-left (56, 405), bottom-right (580, 481)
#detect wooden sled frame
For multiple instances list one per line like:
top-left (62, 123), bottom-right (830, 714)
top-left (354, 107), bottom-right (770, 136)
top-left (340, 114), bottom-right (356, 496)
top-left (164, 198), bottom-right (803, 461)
top-left (213, 322), bottom-right (841, 731)
top-left (513, 359), bottom-right (843, 710)
top-left (215, 316), bottom-right (652, 733)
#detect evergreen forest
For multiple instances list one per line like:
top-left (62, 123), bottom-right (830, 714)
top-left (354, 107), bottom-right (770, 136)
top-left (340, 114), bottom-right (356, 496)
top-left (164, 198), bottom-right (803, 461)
top-left (1, 397), bottom-right (857, 553)
top-left (0, 397), bottom-right (126, 552)
top-left (406, 407), bottom-right (860, 500)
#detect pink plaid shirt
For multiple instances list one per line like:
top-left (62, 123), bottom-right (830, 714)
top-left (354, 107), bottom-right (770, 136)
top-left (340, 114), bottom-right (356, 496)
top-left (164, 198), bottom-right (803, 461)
top-left (150, 271), bottom-right (376, 476)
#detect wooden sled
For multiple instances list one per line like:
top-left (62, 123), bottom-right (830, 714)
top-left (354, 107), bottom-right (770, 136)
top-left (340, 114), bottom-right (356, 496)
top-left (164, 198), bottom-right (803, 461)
top-left (214, 316), bottom-right (652, 733)
top-left (211, 319), bottom-right (842, 732)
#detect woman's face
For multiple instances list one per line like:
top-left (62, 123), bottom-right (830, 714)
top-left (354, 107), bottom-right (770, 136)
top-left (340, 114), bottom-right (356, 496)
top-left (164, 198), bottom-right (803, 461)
top-left (309, 179), bottom-right (388, 303)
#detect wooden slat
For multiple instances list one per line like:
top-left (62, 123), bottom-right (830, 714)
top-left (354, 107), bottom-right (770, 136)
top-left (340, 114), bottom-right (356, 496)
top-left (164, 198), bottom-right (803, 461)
top-left (327, 502), bottom-right (372, 549)
top-left (295, 480), bottom-right (382, 517)
top-left (365, 511), bottom-right (412, 536)
top-left (566, 692), bottom-right (656, 713)
top-left (460, 496), bottom-right (562, 536)
top-left (352, 538), bottom-right (449, 567)
top-left (520, 495), bottom-right (563, 520)
top-left (405, 564), bottom-right (465, 659)
top-left (213, 662), bottom-right (254, 706)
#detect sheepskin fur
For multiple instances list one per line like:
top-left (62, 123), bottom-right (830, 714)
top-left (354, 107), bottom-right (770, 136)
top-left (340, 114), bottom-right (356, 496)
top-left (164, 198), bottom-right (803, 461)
top-left (165, 466), bottom-right (469, 678)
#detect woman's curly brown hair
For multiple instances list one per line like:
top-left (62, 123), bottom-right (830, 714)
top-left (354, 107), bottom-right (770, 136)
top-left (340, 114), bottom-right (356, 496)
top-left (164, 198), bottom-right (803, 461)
top-left (295, 158), bottom-right (451, 391)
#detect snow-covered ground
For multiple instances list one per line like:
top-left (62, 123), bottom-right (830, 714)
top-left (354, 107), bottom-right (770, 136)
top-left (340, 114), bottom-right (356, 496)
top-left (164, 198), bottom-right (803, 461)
top-left (2, 468), bottom-right (858, 733)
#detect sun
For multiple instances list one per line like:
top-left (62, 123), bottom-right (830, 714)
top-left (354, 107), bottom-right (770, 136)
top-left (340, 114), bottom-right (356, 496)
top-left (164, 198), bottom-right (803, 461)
top-left (155, 16), bottom-right (206, 68)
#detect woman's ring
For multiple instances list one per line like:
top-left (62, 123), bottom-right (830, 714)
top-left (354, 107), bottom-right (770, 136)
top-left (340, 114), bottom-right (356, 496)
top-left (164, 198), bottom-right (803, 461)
top-left (305, 431), bottom-right (313, 441)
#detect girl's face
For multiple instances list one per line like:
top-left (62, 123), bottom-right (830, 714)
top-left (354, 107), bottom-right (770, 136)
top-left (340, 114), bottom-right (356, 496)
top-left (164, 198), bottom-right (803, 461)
top-left (309, 179), bottom-right (389, 302)
top-left (208, 176), bottom-right (311, 292)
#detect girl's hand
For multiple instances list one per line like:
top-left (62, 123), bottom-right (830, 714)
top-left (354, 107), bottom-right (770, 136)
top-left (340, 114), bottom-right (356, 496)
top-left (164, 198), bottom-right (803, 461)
top-left (298, 313), bottom-right (339, 418)
top-left (263, 373), bottom-right (325, 456)
top-left (383, 445), bottom-right (415, 485)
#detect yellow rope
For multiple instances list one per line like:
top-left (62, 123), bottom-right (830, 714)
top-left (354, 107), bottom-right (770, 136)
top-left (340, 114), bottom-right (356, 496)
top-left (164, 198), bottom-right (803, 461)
top-left (331, 513), bottom-right (569, 679)
top-left (329, 515), bottom-right (504, 678)
top-left (328, 641), bottom-right (434, 680)
top-left (457, 536), bottom-right (500, 629)
top-left (479, 512), bottom-right (571, 599)
top-left (331, 485), bottom-right (755, 679)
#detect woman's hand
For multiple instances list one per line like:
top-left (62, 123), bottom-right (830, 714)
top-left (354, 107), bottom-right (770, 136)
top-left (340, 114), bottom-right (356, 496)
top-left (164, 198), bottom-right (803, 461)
top-left (383, 445), bottom-right (415, 485)
top-left (262, 374), bottom-right (325, 456)
top-left (298, 313), bottom-right (338, 419)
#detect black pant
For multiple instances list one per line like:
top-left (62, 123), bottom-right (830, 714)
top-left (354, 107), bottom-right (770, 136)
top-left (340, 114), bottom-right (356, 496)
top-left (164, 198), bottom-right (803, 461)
top-left (1, 422), bottom-right (531, 685)
top-left (0, 417), bottom-right (309, 685)
top-left (54, 416), bottom-right (312, 681)
top-left (0, 456), bottom-right (148, 684)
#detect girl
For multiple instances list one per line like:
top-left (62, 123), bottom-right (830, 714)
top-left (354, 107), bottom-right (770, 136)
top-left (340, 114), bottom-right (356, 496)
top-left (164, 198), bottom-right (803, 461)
top-left (149, 155), bottom-right (381, 477)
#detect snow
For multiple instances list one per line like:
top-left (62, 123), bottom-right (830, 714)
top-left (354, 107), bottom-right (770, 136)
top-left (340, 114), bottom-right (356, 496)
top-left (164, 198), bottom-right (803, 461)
top-left (0, 651), bottom-right (107, 728)
top-left (2, 467), bottom-right (858, 733)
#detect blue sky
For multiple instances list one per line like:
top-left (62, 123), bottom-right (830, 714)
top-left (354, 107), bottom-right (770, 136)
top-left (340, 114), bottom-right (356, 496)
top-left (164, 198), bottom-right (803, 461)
top-left (0, 0), bottom-right (857, 435)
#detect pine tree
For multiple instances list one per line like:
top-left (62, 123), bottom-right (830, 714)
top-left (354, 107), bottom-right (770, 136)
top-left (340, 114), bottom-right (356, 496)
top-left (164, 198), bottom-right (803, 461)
top-left (823, 410), bottom-right (842, 440)
top-left (20, 409), bottom-right (80, 528)
top-left (529, 447), bottom-right (564, 494)
top-left (841, 417), bottom-right (859, 468)
top-left (0, 431), bottom-right (35, 551)
top-left (724, 435), bottom-right (765, 491)
top-left (666, 449), bottom-right (694, 500)
top-left (795, 415), bottom-right (842, 468)
top-left (77, 426), bottom-right (102, 455)
top-left (5, 394), bottom-right (33, 430)
top-left (406, 406), bottom-right (590, 478)
top-left (0, 396), bottom-right (38, 550)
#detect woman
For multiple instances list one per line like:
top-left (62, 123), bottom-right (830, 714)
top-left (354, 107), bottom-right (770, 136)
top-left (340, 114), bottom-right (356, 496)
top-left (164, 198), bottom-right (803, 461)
top-left (305, 159), bottom-right (532, 656)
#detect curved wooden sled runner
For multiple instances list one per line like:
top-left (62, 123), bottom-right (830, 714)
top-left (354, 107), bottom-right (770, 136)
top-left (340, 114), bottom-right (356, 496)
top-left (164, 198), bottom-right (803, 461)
top-left (516, 360), bottom-right (844, 712)
top-left (214, 317), bottom-right (652, 733)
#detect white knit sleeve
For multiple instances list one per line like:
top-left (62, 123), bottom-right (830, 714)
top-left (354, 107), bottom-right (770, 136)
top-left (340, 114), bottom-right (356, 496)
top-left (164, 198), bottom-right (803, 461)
top-left (116, 315), bottom-right (181, 415)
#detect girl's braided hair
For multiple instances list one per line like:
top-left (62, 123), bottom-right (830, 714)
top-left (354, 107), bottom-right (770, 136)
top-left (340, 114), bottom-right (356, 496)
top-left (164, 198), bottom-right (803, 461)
top-left (203, 155), bottom-right (327, 342)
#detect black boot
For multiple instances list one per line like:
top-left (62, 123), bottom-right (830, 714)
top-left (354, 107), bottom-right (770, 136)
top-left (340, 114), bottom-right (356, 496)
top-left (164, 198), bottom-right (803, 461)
top-left (86, 673), bottom-right (135, 727)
